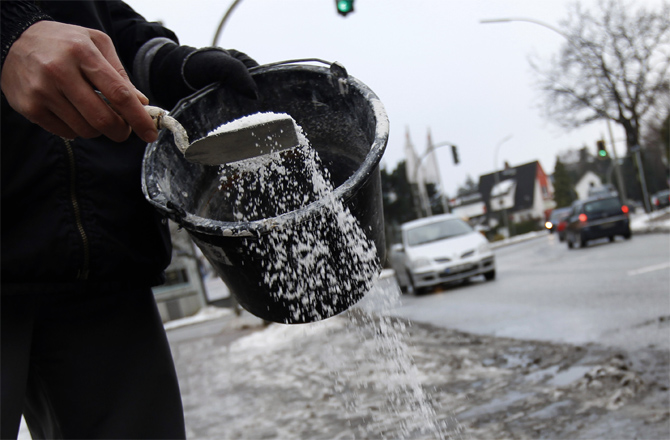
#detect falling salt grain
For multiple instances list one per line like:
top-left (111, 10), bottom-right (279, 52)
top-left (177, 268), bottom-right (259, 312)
top-left (215, 113), bottom-right (378, 322)
top-left (214, 112), bottom-right (452, 438)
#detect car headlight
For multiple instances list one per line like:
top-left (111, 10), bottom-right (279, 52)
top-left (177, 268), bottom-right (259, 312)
top-left (411, 257), bottom-right (432, 269)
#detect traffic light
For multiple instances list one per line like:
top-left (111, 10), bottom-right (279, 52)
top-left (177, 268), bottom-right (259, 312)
top-left (596, 140), bottom-right (607, 158)
top-left (336, 0), bottom-right (354, 16)
top-left (451, 145), bottom-right (460, 165)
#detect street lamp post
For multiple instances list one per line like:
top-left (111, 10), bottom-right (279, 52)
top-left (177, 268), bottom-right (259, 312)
top-left (480, 17), bottom-right (632, 207)
top-left (213, 0), bottom-right (244, 46)
top-left (414, 141), bottom-right (460, 215)
top-left (493, 134), bottom-right (513, 237)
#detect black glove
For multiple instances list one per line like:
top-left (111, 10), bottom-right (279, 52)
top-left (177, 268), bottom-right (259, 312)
top-left (226, 49), bottom-right (259, 69)
top-left (150, 44), bottom-right (258, 109)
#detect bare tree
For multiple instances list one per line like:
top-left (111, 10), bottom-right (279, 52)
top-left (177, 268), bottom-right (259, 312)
top-left (533, 0), bottom-right (670, 152)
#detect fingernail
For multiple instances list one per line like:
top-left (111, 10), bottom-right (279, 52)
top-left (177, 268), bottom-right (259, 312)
top-left (135, 88), bottom-right (149, 104)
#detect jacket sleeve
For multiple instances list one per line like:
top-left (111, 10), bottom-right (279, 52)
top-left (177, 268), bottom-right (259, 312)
top-left (0, 1), bottom-right (53, 72)
top-left (105, 0), bottom-right (180, 101)
top-left (106, 1), bottom-right (178, 66)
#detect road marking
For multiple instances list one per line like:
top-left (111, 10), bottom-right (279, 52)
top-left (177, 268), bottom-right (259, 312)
top-left (627, 262), bottom-right (670, 277)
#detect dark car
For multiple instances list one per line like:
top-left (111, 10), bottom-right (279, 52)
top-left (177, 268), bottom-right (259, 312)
top-left (565, 196), bottom-right (631, 249)
top-left (545, 207), bottom-right (572, 241)
top-left (651, 189), bottom-right (670, 211)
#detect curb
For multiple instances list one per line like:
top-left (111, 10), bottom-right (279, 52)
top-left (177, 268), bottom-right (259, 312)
top-left (631, 225), bottom-right (670, 234)
top-left (489, 231), bottom-right (549, 249)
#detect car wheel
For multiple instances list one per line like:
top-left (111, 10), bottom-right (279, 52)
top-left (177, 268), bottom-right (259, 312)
top-left (396, 277), bottom-right (408, 294)
top-left (567, 234), bottom-right (574, 249)
top-left (484, 269), bottom-right (496, 281)
top-left (609, 236), bottom-right (615, 242)
top-left (406, 271), bottom-right (417, 295)
top-left (624, 230), bottom-right (632, 240)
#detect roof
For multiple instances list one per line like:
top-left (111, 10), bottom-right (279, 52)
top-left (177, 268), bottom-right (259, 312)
top-left (479, 161), bottom-right (540, 212)
top-left (491, 179), bottom-right (516, 197)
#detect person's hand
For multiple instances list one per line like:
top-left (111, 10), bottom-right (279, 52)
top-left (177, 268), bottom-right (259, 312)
top-left (182, 48), bottom-right (258, 99)
top-left (224, 49), bottom-right (260, 70)
top-left (0, 20), bottom-right (158, 143)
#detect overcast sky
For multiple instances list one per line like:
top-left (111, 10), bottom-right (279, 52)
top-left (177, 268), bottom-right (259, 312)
top-left (128, 0), bottom-right (663, 195)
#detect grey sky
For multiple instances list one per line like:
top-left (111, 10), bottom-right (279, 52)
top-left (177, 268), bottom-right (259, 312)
top-left (128, 0), bottom-right (663, 195)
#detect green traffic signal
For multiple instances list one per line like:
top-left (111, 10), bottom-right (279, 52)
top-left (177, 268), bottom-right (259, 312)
top-left (596, 140), bottom-right (607, 158)
top-left (336, 0), bottom-right (354, 16)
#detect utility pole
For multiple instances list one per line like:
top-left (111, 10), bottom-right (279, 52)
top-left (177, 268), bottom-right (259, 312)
top-left (606, 119), bottom-right (627, 202)
top-left (426, 130), bottom-right (451, 214)
top-left (213, 0), bottom-right (243, 45)
top-left (632, 145), bottom-right (652, 212)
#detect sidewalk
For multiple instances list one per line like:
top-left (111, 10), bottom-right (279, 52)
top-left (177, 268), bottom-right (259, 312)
top-left (165, 300), bottom-right (670, 439)
top-left (17, 294), bottom-right (669, 440)
top-left (630, 207), bottom-right (670, 234)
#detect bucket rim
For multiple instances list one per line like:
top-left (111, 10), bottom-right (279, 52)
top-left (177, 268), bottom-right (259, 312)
top-left (142, 63), bottom-right (389, 237)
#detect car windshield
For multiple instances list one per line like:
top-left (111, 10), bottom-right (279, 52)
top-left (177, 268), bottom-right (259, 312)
top-left (584, 198), bottom-right (621, 214)
top-left (406, 219), bottom-right (472, 247)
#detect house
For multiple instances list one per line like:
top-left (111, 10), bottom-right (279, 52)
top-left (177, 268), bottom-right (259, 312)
top-left (479, 161), bottom-right (556, 231)
top-left (574, 171), bottom-right (603, 200)
top-left (450, 192), bottom-right (487, 226)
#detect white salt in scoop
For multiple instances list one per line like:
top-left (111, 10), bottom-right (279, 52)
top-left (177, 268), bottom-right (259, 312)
top-left (98, 92), bottom-right (300, 166)
top-left (187, 112), bottom-right (300, 165)
top-left (147, 107), bottom-right (300, 166)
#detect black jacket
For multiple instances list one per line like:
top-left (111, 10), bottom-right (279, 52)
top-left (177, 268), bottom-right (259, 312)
top-left (1, 1), bottom-right (181, 292)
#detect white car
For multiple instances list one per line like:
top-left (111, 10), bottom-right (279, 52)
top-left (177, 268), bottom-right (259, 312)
top-left (392, 214), bottom-right (495, 294)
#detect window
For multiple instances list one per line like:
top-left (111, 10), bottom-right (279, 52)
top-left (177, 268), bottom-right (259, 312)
top-left (584, 198), bottom-right (621, 214)
top-left (406, 219), bottom-right (472, 246)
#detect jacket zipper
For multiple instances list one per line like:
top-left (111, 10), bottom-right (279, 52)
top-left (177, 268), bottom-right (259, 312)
top-left (63, 138), bottom-right (90, 279)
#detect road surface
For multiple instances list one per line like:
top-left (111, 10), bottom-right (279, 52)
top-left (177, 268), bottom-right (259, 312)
top-left (391, 233), bottom-right (670, 351)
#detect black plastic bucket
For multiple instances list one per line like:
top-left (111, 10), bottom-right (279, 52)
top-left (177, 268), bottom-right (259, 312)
top-left (142, 61), bottom-right (389, 324)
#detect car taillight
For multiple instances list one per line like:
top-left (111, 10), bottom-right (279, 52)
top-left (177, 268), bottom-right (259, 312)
top-left (621, 205), bottom-right (629, 214)
top-left (579, 213), bottom-right (588, 222)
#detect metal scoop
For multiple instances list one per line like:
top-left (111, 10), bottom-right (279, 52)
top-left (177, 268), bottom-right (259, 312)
top-left (96, 93), bottom-right (299, 165)
top-left (146, 106), bottom-right (300, 166)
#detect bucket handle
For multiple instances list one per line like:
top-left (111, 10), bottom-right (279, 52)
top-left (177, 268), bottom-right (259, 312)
top-left (250, 59), bottom-right (348, 80)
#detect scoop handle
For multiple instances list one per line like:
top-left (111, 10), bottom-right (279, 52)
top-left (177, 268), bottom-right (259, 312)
top-left (144, 106), bottom-right (189, 154)
top-left (95, 91), bottom-right (189, 153)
